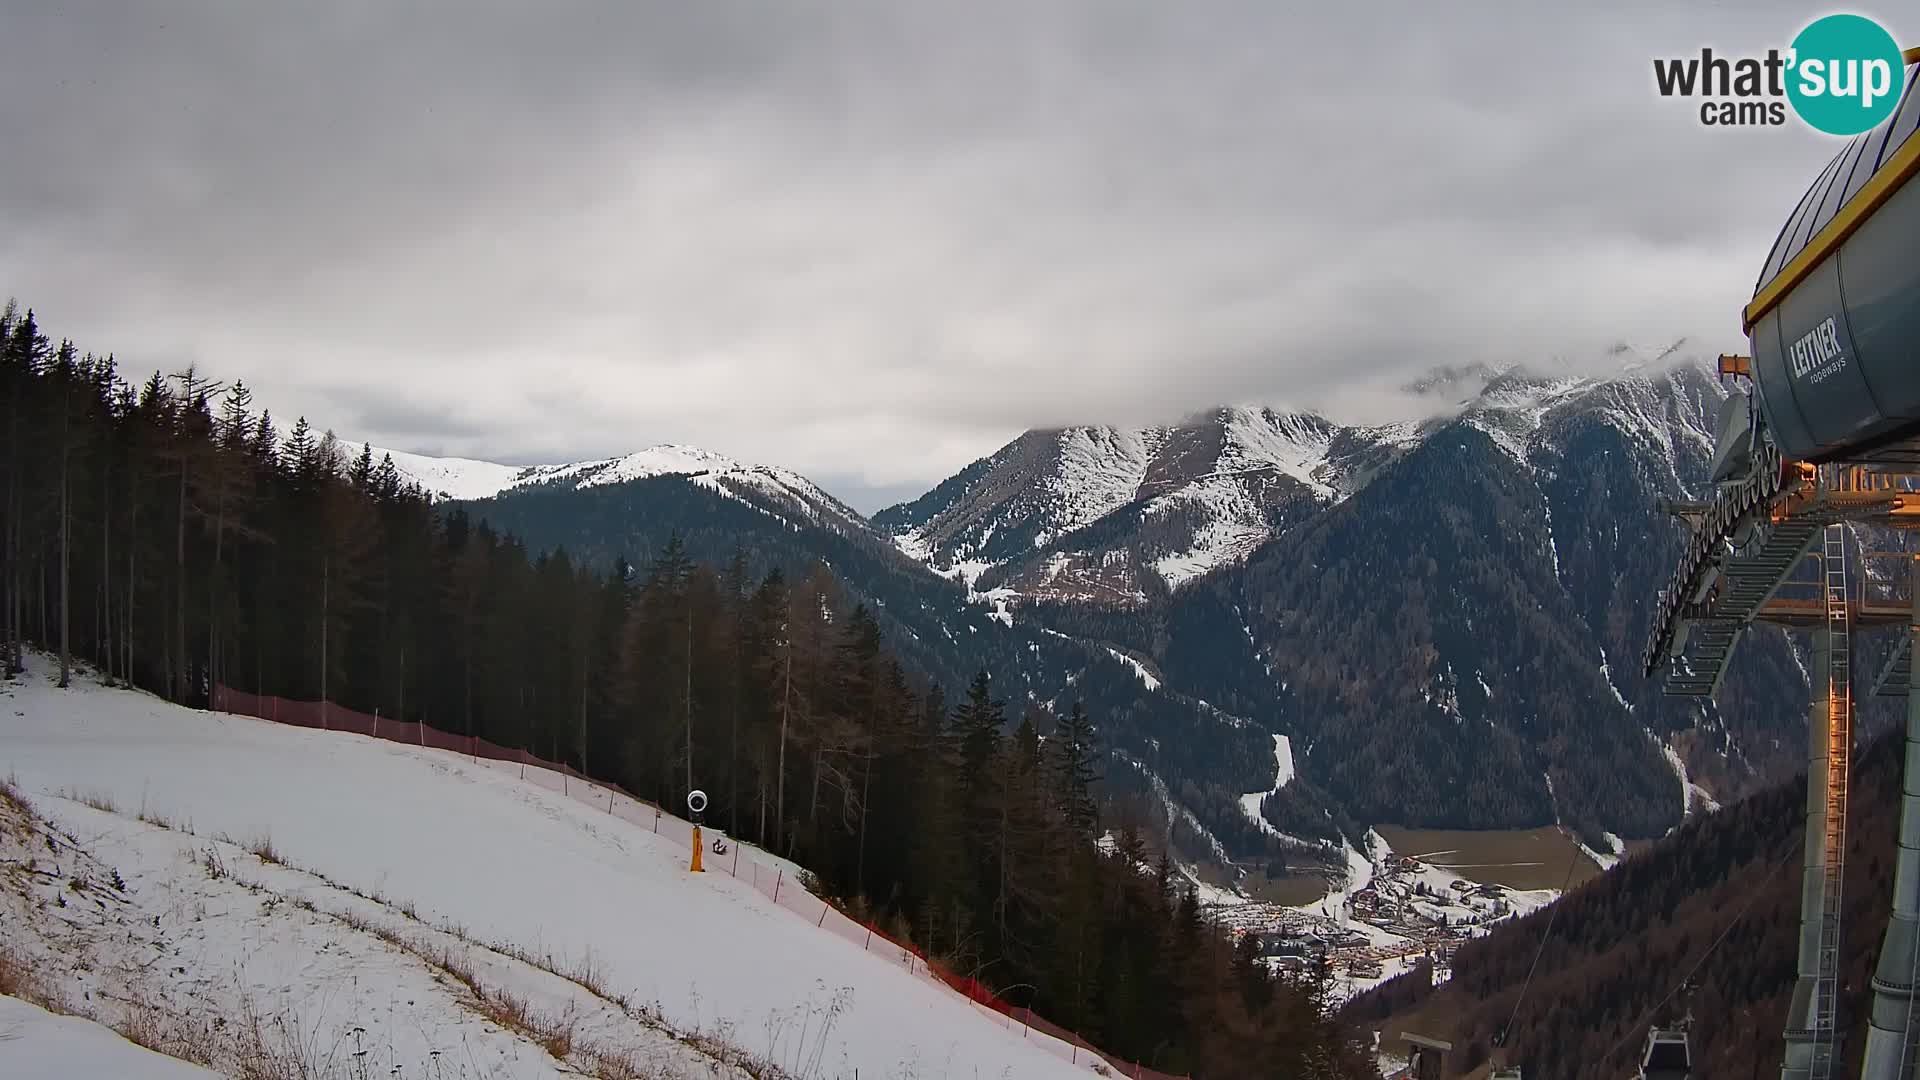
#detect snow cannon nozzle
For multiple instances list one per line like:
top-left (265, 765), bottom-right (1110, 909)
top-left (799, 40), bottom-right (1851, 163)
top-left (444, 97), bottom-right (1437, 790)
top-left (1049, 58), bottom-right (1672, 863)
top-left (687, 789), bottom-right (709, 874)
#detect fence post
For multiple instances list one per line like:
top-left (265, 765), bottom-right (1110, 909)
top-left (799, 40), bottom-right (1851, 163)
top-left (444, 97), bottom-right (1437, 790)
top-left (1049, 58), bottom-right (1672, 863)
top-left (773, 869), bottom-right (782, 902)
top-left (373, 707), bottom-right (379, 741)
top-left (817, 904), bottom-right (827, 928)
top-left (653, 808), bottom-right (660, 833)
top-left (731, 845), bottom-right (740, 877)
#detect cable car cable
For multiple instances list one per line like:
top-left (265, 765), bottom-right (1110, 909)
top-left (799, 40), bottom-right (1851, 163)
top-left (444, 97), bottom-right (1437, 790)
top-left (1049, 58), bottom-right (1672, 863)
top-left (1599, 847), bottom-right (1796, 1067)
top-left (1495, 826), bottom-right (1587, 1050)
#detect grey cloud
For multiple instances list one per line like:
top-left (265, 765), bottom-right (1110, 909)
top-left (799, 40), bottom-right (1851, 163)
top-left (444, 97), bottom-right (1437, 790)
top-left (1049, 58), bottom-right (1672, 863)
top-left (0, 0), bottom-right (1875, 496)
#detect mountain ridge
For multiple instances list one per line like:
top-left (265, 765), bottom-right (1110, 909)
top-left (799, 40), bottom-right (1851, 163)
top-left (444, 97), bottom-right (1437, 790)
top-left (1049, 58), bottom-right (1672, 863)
top-left (377, 345), bottom-right (1797, 874)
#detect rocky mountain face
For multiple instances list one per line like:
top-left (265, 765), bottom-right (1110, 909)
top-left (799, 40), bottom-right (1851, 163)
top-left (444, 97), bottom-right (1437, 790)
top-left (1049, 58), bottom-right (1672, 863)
top-left (873, 408), bottom-right (1409, 604)
top-left (382, 345), bottom-right (1827, 882)
top-left (887, 347), bottom-right (1820, 847)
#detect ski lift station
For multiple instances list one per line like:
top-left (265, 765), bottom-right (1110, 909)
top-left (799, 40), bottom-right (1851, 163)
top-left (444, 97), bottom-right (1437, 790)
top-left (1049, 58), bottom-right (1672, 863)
top-left (1644, 47), bottom-right (1920, 1080)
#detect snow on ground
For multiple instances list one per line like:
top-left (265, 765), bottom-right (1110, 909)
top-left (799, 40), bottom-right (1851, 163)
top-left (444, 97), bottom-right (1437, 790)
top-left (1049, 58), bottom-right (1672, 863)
top-left (1153, 519), bottom-right (1270, 589)
top-left (1105, 648), bottom-right (1161, 691)
top-left (0, 996), bottom-right (219, 1079)
top-left (1236, 735), bottom-right (1294, 839)
top-left (1116, 755), bottom-right (1233, 869)
top-left (1501, 888), bottom-right (1561, 919)
top-left (1651, 731), bottom-right (1714, 819)
top-left (1218, 407), bottom-right (1336, 500)
top-left (1335, 952), bottom-right (1424, 1002)
top-left (4, 789), bottom-right (728, 1080)
top-left (1572, 830), bottom-right (1627, 872)
top-left (517, 444), bottom-right (743, 490)
top-left (1291, 830), bottom-right (1382, 923)
top-left (1178, 866), bottom-right (1249, 909)
top-left (1036, 427), bottom-right (1165, 547)
top-left (373, 447), bottom-right (532, 502)
top-left (0, 659), bottom-right (1101, 1080)
top-left (1599, 648), bottom-right (1632, 711)
top-left (1460, 374), bottom-right (1594, 461)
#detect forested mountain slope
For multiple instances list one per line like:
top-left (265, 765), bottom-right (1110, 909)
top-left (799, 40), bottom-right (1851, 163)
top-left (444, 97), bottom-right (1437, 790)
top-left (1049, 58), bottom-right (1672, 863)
top-left (1346, 730), bottom-right (1907, 1079)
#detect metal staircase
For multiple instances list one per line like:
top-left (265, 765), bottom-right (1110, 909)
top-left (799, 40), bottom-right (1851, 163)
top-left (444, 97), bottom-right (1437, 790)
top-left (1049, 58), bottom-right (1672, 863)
top-left (1875, 642), bottom-right (1913, 698)
top-left (1655, 515), bottom-right (1822, 696)
top-left (1812, 523), bottom-right (1853, 1080)
top-left (1644, 438), bottom-right (1809, 695)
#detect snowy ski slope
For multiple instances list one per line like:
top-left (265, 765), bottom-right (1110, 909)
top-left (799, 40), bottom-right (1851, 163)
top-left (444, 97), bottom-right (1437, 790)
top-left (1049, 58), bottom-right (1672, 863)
top-left (0, 659), bottom-right (1099, 1079)
top-left (0, 996), bottom-right (218, 1079)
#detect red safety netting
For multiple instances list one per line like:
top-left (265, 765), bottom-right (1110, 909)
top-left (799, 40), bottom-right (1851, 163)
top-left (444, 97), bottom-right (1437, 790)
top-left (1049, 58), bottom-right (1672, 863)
top-left (212, 685), bottom-right (1188, 1080)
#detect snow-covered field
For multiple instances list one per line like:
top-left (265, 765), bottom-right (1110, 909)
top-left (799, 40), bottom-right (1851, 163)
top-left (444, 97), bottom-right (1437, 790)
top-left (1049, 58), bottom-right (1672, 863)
top-left (0, 658), bottom-right (1103, 1079)
top-left (0, 996), bottom-right (219, 1079)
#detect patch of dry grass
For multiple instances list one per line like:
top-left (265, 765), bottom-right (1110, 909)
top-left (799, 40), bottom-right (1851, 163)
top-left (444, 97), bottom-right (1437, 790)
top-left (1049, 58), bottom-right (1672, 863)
top-left (136, 801), bottom-right (191, 834)
top-left (0, 773), bottom-right (31, 816)
top-left (57, 787), bottom-right (119, 815)
top-left (246, 833), bottom-right (284, 866)
top-left (102, 984), bottom-right (224, 1069)
top-left (198, 846), bottom-right (229, 881)
top-left (0, 941), bottom-right (33, 998)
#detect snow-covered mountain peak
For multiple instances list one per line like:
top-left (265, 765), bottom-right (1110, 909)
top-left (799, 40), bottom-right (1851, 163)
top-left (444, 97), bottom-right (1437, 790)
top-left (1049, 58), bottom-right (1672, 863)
top-left (1039, 425), bottom-right (1170, 545)
top-left (367, 442), bottom-right (865, 535)
top-left (367, 447), bottom-right (535, 501)
top-left (1215, 406), bottom-right (1340, 499)
top-left (515, 443), bottom-right (749, 490)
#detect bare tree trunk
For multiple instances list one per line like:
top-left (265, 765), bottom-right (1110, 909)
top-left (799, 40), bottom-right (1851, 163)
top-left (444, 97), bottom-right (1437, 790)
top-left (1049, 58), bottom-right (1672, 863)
top-left (857, 752), bottom-right (873, 888)
top-left (777, 630), bottom-right (792, 847)
top-left (3, 374), bottom-right (20, 679)
top-left (57, 404), bottom-right (70, 689)
top-left (809, 750), bottom-right (821, 833)
top-left (207, 480), bottom-right (226, 702)
top-left (463, 603), bottom-right (475, 742)
top-left (729, 652), bottom-right (740, 839)
top-left (125, 495), bottom-right (136, 689)
top-left (99, 460), bottom-right (110, 680)
top-left (320, 554), bottom-right (329, 729)
top-left (174, 457), bottom-right (187, 702)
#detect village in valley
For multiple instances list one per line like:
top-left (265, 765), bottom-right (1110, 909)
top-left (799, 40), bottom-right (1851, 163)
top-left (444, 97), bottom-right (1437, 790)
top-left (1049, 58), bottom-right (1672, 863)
top-left (1202, 838), bottom-right (1567, 1000)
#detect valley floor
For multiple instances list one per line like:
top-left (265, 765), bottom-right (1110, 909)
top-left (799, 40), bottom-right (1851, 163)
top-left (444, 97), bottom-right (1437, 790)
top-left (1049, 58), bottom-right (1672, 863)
top-left (1206, 826), bottom-right (1575, 1006)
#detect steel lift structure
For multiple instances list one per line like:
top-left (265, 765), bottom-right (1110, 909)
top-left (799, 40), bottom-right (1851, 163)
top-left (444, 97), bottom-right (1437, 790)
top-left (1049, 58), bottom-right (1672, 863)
top-left (1643, 51), bottom-right (1920, 1080)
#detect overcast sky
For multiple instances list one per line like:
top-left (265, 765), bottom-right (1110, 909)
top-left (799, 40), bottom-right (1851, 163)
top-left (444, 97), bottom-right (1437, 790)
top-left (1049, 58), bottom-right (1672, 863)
top-left (0, 2), bottom-right (1889, 511)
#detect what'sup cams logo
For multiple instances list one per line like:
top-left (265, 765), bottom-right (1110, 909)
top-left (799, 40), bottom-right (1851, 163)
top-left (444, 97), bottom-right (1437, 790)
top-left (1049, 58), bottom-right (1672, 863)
top-left (1654, 13), bottom-right (1905, 134)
